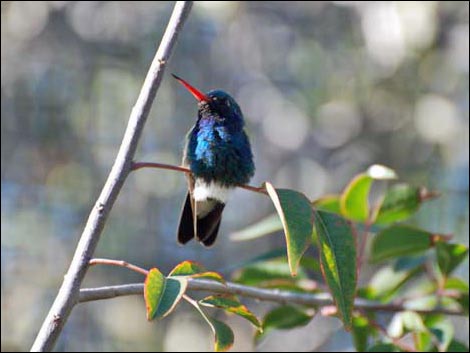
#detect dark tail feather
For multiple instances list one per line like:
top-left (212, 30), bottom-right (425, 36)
top-left (177, 193), bottom-right (225, 246)
top-left (200, 218), bottom-right (222, 247)
top-left (197, 202), bottom-right (225, 247)
top-left (177, 193), bottom-right (194, 245)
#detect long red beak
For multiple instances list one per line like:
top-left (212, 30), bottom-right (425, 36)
top-left (172, 74), bottom-right (209, 102)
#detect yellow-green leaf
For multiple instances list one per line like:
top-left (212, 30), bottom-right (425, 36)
top-left (444, 277), bottom-right (469, 292)
top-left (341, 165), bottom-right (397, 222)
top-left (169, 260), bottom-right (206, 276)
top-left (352, 315), bottom-right (372, 352)
top-left (192, 272), bottom-right (225, 283)
top-left (340, 173), bottom-right (372, 222)
top-left (169, 260), bottom-right (225, 283)
top-left (314, 210), bottom-right (356, 329)
top-left (144, 268), bottom-right (187, 320)
top-left (200, 294), bottom-right (261, 329)
top-left (265, 182), bottom-right (314, 276)
top-left (312, 195), bottom-right (341, 214)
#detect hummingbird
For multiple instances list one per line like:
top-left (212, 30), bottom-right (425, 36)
top-left (173, 74), bottom-right (255, 247)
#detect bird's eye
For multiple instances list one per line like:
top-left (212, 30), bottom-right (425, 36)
top-left (212, 97), bottom-right (218, 101)
top-left (226, 99), bottom-right (231, 107)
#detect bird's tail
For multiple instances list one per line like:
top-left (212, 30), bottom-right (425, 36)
top-left (177, 192), bottom-right (225, 247)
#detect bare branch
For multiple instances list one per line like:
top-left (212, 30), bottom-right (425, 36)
top-left (30, 2), bottom-right (193, 351)
top-left (132, 161), bottom-right (268, 195)
top-left (78, 280), bottom-right (466, 317)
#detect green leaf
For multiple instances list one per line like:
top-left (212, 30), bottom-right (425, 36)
top-left (429, 318), bottom-right (454, 352)
top-left (447, 340), bottom-right (469, 352)
top-left (233, 257), bottom-right (307, 287)
top-left (444, 277), bottom-right (469, 313)
top-left (370, 225), bottom-right (434, 263)
top-left (312, 195), bottom-right (341, 214)
top-left (211, 319), bottom-right (235, 352)
top-left (374, 184), bottom-right (422, 225)
top-left (144, 268), bottom-right (187, 320)
top-left (199, 294), bottom-right (261, 329)
top-left (169, 260), bottom-right (225, 283)
top-left (257, 305), bottom-right (313, 341)
top-left (456, 293), bottom-right (469, 315)
top-left (436, 242), bottom-right (469, 276)
top-left (300, 255), bottom-right (321, 273)
top-left (187, 297), bottom-right (234, 352)
top-left (388, 311), bottom-right (427, 338)
top-left (230, 213), bottom-right (282, 241)
top-left (265, 182), bottom-right (314, 276)
top-left (340, 173), bottom-right (373, 222)
top-left (352, 315), bottom-right (371, 352)
top-left (366, 343), bottom-right (401, 352)
top-left (314, 210), bottom-right (356, 329)
top-left (263, 305), bottom-right (313, 329)
top-left (365, 263), bottom-right (424, 301)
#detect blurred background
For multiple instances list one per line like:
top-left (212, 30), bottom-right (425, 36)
top-left (1, 1), bottom-right (468, 351)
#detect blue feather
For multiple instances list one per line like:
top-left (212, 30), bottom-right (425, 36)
top-left (184, 90), bottom-right (255, 187)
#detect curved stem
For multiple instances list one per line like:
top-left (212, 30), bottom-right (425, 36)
top-left (30, 3), bottom-right (193, 351)
top-left (238, 183), bottom-right (268, 195)
top-left (89, 258), bottom-right (149, 276)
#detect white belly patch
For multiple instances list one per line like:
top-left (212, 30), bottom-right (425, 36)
top-left (193, 179), bottom-right (230, 202)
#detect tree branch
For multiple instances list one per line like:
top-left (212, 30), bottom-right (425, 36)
top-left (30, 2), bottom-right (193, 351)
top-left (132, 161), bottom-right (268, 195)
top-left (78, 280), bottom-right (466, 317)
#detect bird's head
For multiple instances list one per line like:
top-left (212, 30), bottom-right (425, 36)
top-left (172, 74), bottom-right (244, 127)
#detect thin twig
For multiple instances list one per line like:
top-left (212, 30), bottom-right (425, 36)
top-left (132, 160), bottom-right (268, 195)
top-left (132, 161), bottom-right (191, 174)
top-left (77, 281), bottom-right (466, 317)
top-left (89, 258), bottom-right (149, 276)
top-left (238, 183), bottom-right (268, 195)
top-left (30, 2), bottom-right (193, 351)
